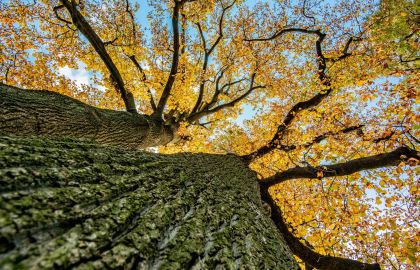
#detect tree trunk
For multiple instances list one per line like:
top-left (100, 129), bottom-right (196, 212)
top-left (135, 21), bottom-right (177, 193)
top-left (0, 135), bottom-right (299, 270)
top-left (0, 83), bottom-right (175, 148)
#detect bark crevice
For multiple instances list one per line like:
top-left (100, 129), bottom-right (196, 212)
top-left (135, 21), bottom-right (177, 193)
top-left (0, 135), bottom-right (299, 269)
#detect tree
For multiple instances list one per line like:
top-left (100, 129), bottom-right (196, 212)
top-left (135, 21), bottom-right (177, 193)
top-left (0, 0), bottom-right (419, 269)
top-left (0, 135), bottom-right (300, 269)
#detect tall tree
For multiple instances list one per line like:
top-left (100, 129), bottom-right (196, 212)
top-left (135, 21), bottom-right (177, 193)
top-left (0, 0), bottom-right (418, 269)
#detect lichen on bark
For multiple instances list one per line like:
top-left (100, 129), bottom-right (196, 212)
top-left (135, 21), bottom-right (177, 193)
top-left (0, 83), bottom-right (175, 148)
top-left (0, 135), bottom-right (298, 269)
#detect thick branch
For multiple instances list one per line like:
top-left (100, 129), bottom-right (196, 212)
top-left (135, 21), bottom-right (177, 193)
top-left (0, 83), bottom-right (175, 148)
top-left (154, 0), bottom-right (182, 117)
top-left (59, 0), bottom-right (137, 113)
top-left (261, 146), bottom-right (419, 187)
top-left (260, 185), bottom-right (381, 270)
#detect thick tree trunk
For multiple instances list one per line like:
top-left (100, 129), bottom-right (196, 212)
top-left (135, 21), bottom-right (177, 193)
top-left (0, 135), bottom-right (298, 269)
top-left (0, 83), bottom-right (175, 148)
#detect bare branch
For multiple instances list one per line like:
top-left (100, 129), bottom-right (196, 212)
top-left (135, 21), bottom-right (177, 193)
top-left (190, 23), bottom-right (210, 114)
top-left (243, 27), bottom-right (362, 162)
top-left (196, 23), bottom-right (207, 51)
top-left (241, 83), bottom-right (332, 161)
top-left (103, 36), bottom-right (119, 46)
top-left (59, 0), bottom-right (137, 113)
top-left (196, 68), bottom-right (226, 113)
top-left (372, 130), bottom-right (396, 144)
top-left (260, 146), bottom-right (419, 187)
top-left (208, 1), bottom-right (235, 55)
top-left (259, 185), bottom-right (382, 270)
top-left (202, 77), bottom-right (247, 112)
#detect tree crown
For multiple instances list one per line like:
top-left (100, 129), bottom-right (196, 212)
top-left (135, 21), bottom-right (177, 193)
top-left (1, 0), bottom-right (419, 268)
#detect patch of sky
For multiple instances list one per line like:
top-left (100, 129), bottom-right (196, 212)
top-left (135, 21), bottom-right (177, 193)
top-left (235, 104), bottom-right (257, 125)
top-left (58, 61), bottom-right (106, 91)
top-left (233, 96), bottom-right (280, 127)
top-left (135, 0), bottom-right (154, 38)
top-left (351, 75), bottom-right (404, 118)
top-left (362, 169), bottom-right (416, 228)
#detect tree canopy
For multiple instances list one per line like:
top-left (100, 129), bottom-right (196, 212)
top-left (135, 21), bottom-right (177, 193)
top-left (1, 0), bottom-right (419, 269)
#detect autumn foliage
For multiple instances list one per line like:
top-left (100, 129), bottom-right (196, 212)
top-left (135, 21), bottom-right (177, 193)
top-left (1, 0), bottom-right (419, 269)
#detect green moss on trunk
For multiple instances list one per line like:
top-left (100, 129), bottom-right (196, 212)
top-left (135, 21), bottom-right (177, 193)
top-left (0, 136), bottom-right (298, 269)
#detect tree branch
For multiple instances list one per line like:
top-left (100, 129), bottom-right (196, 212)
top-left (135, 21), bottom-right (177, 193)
top-left (187, 73), bottom-right (264, 123)
top-left (277, 125), bottom-right (364, 152)
top-left (260, 146), bottom-right (419, 187)
top-left (154, 0), bottom-right (182, 118)
top-left (259, 185), bottom-right (381, 270)
top-left (190, 23), bottom-right (210, 114)
top-left (190, 2), bottom-right (235, 114)
top-left (53, 5), bottom-right (73, 25)
top-left (301, 0), bottom-right (316, 26)
top-left (124, 0), bottom-right (137, 40)
top-left (242, 29), bottom-right (342, 162)
top-left (241, 83), bottom-right (332, 161)
top-left (201, 77), bottom-right (247, 113)
top-left (58, 0), bottom-right (137, 113)
top-left (326, 36), bottom-right (361, 63)
top-left (245, 28), bottom-right (322, 42)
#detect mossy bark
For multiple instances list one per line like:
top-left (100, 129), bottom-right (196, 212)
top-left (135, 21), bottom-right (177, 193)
top-left (0, 136), bottom-right (298, 270)
top-left (0, 83), bottom-right (175, 148)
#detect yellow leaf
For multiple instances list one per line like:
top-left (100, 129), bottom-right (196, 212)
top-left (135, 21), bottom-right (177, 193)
top-left (379, 180), bottom-right (386, 187)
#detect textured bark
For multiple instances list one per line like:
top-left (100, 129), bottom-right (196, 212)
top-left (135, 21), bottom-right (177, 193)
top-left (0, 83), bottom-right (175, 148)
top-left (0, 135), bottom-right (299, 270)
